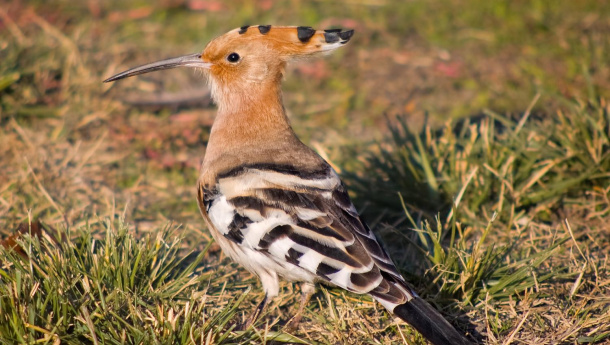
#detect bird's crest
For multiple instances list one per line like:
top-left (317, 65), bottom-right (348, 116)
top-left (222, 25), bottom-right (354, 59)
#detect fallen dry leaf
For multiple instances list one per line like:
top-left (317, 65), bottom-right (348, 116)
top-left (1, 220), bottom-right (62, 259)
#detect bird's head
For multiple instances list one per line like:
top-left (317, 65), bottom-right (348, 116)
top-left (104, 25), bottom-right (353, 106)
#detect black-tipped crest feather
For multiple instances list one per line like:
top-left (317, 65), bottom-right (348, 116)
top-left (297, 26), bottom-right (316, 42)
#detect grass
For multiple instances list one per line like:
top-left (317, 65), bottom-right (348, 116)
top-left (1, 0), bottom-right (610, 344)
top-left (0, 219), bottom-right (308, 344)
top-left (339, 96), bottom-right (610, 343)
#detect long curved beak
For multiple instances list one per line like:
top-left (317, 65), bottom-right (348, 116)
top-left (103, 53), bottom-right (211, 82)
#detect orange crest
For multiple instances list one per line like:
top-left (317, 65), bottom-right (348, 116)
top-left (213, 25), bottom-right (354, 59)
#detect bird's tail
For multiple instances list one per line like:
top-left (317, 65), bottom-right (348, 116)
top-left (391, 295), bottom-right (472, 345)
top-left (370, 278), bottom-right (472, 345)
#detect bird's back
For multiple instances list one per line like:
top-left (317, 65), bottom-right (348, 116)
top-left (198, 141), bottom-right (414, 304)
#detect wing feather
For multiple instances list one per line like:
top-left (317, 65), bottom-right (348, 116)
top-left (202, 163), bottom-right (411, 297)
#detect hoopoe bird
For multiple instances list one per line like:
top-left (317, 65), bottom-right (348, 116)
top-left (105, 25), bottom-right (472, 345)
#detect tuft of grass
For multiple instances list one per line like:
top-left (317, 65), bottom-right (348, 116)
top-left (0, 219), bottom-right (307, 345)
top-left (343, 96), bottom-right (610, 343)
top-left (399, 210), bottom-right (571, 305)
top-left (350, 96), bottom-right (610, 225)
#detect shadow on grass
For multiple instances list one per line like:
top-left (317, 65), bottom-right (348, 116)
top-left (341, 97), bottom-right (609, 342)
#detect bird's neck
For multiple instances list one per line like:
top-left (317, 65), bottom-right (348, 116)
top-left (203, 81), bottom-right (298, 169)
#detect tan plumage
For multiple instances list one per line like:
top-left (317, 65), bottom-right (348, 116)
top-left (104, 25), bottom-right (472, 345)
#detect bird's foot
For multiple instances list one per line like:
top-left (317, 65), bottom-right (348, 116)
top-left (283, 314), bottom-right (303, 333)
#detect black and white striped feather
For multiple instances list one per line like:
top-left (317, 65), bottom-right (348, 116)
top-left (198, 162), bottom-right (471, 345)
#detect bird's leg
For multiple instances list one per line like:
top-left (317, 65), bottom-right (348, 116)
top-left (284, 282), bottom-right (315, 332)
top-left (236, 294), bottom-right (269, 331)
top-left (236, 271), bottom-right (279, 331)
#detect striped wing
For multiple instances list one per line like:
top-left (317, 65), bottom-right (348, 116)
top-left (200, 163), bottom-right (414, 306)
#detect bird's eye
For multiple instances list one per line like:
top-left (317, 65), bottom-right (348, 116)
top-left (227, 53), bottom-right (240, 63)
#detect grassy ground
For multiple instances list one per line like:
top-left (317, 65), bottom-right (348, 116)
top-left (1, 0), bottom-right (609, 344)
